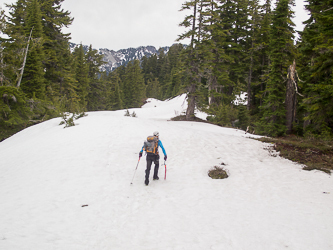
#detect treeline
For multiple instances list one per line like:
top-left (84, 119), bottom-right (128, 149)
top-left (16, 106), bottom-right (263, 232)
top-left (1, 0), bottom-right (332, 140)
top-left (111, 43), bottom-right (186, 108)
top-left (0, 0), bottom-right (101, 131)
top-left (175, 0), bottom-right (333, 138)
top-left (0, 0), bottom-right (175, 136)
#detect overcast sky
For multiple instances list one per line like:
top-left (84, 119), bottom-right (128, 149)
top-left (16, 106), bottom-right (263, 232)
top-left (1, 0), bottom-right (309, 51)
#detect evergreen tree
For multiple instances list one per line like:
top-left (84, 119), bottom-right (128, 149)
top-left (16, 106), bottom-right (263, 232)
top-left (142, 44), bottom-right (185, 100)
top-left (73, 44), bottom-right (88, 110)
top-left (85, 45), bottom-right (107, 111)
top-left (167, 62), bottom-right (184, 98)
top-left (2, 0), bottom-right (28, 86)
top-left (158, 50), bottom-right (171, 99)
top-left (298, 0), bottom-right (333, 136)
top-left (166, 44), bottom-right (185, 97)
top-left (20, 0), bottom-right (45, 99)
top-left (0, 8), bottom-right (4, 32)
top-left (59, 47), bottom-right (79, 114)
top-left (122, 60), bottom-right (145, 108)
top-left (156, 48), bottom-right (166, 81)
top-left (237, 105), bottom-right (249, 130)
top-left (222, 0), bottom-right (250, 97)
top-left (0, 86), bottom-right (30, 127)
top-left (109, 72), bottom-right (123, 110)
top-left (142, 54), bottom-right (158, 92)
top-left (146, 78), bottom-right (160, 99)
top-left (246, 0), bottom-right (261, 110)
top-left (258, 0), bottom-right (297, 136)
top-left (1, 8), bottom-right (6, 86)
top-left (201, 0), bottom-right (231, 107)
top-left (178, 0), bottom-right (203, 120)
top-left (252, 0), bottom-right (272, 110)
top-left (39, 0), bottom-right (73, 104)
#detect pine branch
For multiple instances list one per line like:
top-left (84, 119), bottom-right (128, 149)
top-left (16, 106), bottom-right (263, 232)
top-left (323, 7), bottom-right (333, 12)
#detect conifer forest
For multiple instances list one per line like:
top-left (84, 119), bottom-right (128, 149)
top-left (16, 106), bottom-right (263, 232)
top-left (0, 0), bottom-right (332, 140)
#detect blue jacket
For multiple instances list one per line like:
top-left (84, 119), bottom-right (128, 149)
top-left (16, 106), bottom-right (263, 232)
top-left (140, 140), bottom-right (167, 156)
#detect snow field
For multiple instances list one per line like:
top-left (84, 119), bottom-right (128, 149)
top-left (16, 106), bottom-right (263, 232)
top-left (0, 94), bottom-right (332, 250)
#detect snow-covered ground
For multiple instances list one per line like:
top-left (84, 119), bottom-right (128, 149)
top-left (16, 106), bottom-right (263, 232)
top-left (0, 94), bottom-right (332, 250)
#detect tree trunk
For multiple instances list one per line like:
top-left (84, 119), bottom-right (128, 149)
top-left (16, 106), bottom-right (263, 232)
top-left (248, 55), bottom-right (253, 110)
top-left (0, 47), bottom-right (3, 86)
top-left (208, 74), bottom-right (217, 105)
top-left (286, 60), bottom-right (297, 134)
top-left (186, 84), bottom-right (196, 120)
top-left (185, 0), bottom-right (198, 120)
top-left (17, 27), bottom-right (34, 88)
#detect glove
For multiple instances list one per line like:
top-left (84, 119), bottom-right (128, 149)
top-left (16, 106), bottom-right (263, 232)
top-left (139, 152), bottom-right (142, 158)
top-left (164, 155), bottom-right (167, 161)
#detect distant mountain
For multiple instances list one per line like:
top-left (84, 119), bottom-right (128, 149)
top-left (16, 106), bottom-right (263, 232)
top-left (69, 43), bottom-right (169, 73)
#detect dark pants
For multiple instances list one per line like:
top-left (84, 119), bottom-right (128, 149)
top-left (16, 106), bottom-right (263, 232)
top-left (145, 154), bottom-right (159, 181)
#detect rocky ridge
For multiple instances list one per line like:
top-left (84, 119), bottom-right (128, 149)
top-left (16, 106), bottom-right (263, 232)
top-left (69, 43), bottom-right (169, 73)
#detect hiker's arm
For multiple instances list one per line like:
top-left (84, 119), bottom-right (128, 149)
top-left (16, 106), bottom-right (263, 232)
top-left (158, 140), bottom-right (167, 156)
top-left (140, 145), bottom-right (145, 153)
top-left (139, 145), bottom-right (145, 158)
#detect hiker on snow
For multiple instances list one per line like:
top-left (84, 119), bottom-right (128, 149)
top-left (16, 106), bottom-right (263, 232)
top-left (139, 131), bottom-right (167, 186)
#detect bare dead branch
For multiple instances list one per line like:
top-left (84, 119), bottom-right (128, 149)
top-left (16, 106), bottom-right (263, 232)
top-left (17, 27), bottom-right (34, 88)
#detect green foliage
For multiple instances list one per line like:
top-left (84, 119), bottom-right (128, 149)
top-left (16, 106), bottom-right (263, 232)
top-left (207, 104), bottom-right (237, 127)
top-left (1, 0), bottom-right (332, 141)
top-left (2, 0), bottom-right (28, 86)
top-left (60, 112), bottom-right (87, 128)
top-left (1, 0), bottom-right (81, 135)
top-left (257, 0), bottom-right (296, 137)
top-left (76, 112), bottom-right (88, 120)
top-left (123, 110), bottom-right (137, 118)
top-left (141, 44), bottom-right (185, 100)
top-left (298, 0), bottom-right (333, 136)
top-left (146, 78), bottom-right (160, 99)
top-left (41, 0), bottom-right (73, 104)
top-left (236, 105), bottom-right (250, 131)
top-left (73, 44), bottom-right (89, 110)
top-left (27, 97), bottom-right (59, 122)
top-left (21, 0), bottom-right (45, 99)
top-left (129, 60), bottom-right (146, 107)
top-left (86, 45), bottom-right (107, 111)
top-left (0, 8), bottom-right (5, 32)
top-left (113, 60), bottom-right (145, 109)
top-left (0, 86), bottom-right (29, 127)
top-left (108, 72), bottom-right (123, 110)
top-left (59, 113), bottom-right (75, 128)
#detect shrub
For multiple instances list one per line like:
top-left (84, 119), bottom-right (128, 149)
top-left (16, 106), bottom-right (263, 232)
top-left (208, 166), bottom-right (229, 179)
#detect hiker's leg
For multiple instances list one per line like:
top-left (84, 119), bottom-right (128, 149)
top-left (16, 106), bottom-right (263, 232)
top-left (153, 155), bottom-right (160, 179)
top-left (145, 156), bottom-right (153, 182)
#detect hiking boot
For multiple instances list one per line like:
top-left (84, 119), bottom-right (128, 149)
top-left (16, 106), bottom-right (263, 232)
top-left (145, 179), bottom-right (149, 186)
top-left (153, 176), bottom-right (159, 180)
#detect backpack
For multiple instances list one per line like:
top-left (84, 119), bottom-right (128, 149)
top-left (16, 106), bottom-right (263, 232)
top-left (144, 136), bottom-right (159, 155)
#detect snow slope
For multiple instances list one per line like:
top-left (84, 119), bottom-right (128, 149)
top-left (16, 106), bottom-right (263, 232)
top-left (1, 94), bottom-right (332, 250)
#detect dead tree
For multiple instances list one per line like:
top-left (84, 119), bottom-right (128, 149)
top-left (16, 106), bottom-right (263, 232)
top-left (286, 60), bottom-right (304, 134)
top-left (17, 27), bottom-right (33, 88)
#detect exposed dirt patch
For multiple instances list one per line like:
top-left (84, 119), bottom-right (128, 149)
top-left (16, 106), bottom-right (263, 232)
top-left (258, 136), bottom-right (333, 174)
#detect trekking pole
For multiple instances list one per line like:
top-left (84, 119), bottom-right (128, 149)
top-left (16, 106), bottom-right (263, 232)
top-left (164, 160), bottom-right (167, 180)
top-left (130, 156), bottom-right (141, 185)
